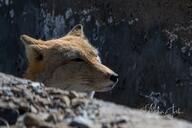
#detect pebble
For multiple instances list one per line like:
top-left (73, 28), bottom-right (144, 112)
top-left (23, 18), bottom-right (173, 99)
top-left (24, 113), bottom-right (42, 127)
top-left (61, 96), bottom-right (71, 107)
top-left (71, 98), bottom-right (87, 108)
top-left (46, 88), bottom-right (70, 96)
top-left (24, 113), bottom-right (53, 127)
top-left (69, 116), bottom-right (93, 128)
top-left (31, 82), bottom-right (44, 94)
top-left (69, 91), bottom-right (80, 99)
top-left (30, 105), bottom-right (38, 113)
top-left (18, 103), bottom-right (30, 114)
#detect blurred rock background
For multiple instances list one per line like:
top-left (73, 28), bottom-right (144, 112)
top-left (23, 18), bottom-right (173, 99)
top-left (0, 0), bottom-right (192, 121)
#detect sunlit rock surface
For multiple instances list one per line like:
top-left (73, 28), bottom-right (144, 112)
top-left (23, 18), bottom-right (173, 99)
top-left (0, 72), bottom-right (191, 128)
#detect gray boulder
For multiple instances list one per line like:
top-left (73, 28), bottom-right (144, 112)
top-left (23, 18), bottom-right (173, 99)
top-left (0, 72), bottom-right (191, 128)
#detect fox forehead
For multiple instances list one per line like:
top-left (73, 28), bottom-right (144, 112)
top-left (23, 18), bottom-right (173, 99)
top-left (45, 36), bottom-right (99, 60)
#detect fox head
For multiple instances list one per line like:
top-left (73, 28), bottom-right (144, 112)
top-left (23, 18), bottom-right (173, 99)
top-left (20, 24), bottom-right (118, 92)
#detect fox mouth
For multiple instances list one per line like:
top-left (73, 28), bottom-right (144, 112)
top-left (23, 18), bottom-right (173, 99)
top-left (98, 83), bottom-right (116, 92)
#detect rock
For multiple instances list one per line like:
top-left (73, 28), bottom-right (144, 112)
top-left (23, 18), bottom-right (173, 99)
top-left (64, 108), bottom-right (75, 118)
top-left (46, 88), bottom-right (70, 96)
top-left (0, 73), bottom-right (191, 128)
top-left (69, 116), bottom-right (93, 128)
top-left (30, 105), bottom-right (38, 113)
top-left (55, 123), bottom-right (72, 128)
top-left (24, 113), bottom-right (43, 127)
top-left (18, 103), bottom-right (30, 114)
top-left (61, 96), bottom-right (71, 107)
top-left (0, 107), bottom-right (19, 125)
top-left (71, 98), bottom-right (87, 108)
top-left (110, 117), bottom-right (127, 126)
top-left (95, 100), bottom-right (192, 128)
top-left (46, 112), bottom-right (64, 123)
top-left (24, 113), bottom-right (53, 128)
top-left (69, 91), bottom-right (80, 99)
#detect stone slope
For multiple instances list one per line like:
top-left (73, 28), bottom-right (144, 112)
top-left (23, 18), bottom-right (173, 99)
top-left (0, 72), bottom-right (191, 128)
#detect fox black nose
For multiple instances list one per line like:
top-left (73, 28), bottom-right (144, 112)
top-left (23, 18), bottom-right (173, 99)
top-left (110, 74), bottom-right (118, 83)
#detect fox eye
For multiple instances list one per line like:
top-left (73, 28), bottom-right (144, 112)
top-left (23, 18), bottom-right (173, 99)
top-left (71, 58), bottom-right (84, 62)
top-left (35, 52), bottom-right (43, 61)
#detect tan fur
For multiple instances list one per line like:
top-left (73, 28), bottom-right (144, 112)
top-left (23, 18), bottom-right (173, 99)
top-left (20, 24), bottom-right (118, 92)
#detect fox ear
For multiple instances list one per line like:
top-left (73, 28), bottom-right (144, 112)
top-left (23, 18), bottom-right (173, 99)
top-left (67, 24), bottom-right (85, 37)
top-left (20, 35), bottom-right (42, 45)
top-left (20, 35), bottom-right (44, 61)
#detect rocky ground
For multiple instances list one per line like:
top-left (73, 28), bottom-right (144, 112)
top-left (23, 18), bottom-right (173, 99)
top-left (0, 72), bottom-right (191, 128)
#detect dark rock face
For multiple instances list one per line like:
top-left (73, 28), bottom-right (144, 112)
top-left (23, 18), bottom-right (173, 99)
top-left (0, 0), bottom-right (192, 121)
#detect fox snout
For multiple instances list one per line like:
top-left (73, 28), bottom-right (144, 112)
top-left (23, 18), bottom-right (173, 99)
top-left (100, 72), bottom-right (118, 92)
top-left (103, 72), bottom-right (118, 91)
top-left (94, 63), bottom-right (119, 91)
